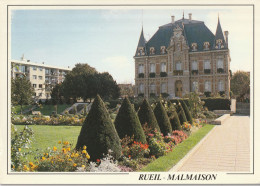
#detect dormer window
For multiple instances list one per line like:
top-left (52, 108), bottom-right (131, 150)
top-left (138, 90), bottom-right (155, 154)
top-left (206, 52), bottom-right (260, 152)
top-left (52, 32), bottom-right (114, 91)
top-left (191, 43), bottom-right (197, 51)
top-left (160, 46), bottom-right (166, 54)
top-left (150, 47), bottom-right (155, 55)
top-left (204, 42), bottom-right (210, 50)
top-left (215, 39), bottom-right (224, 49)
top-left (138, 47), bottom-right (144, 56)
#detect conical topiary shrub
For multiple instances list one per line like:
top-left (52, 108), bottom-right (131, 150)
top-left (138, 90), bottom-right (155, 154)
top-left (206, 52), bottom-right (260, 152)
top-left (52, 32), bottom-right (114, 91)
top-left (175, 101), bottom-right (187, 125)
top-left (154, 101), bottom-right (172, 136)
top-left (76, 95), bottom-right (122, 161)
top-left (168, 103), bottom-right (182, 130)
top-left (114, 97), bottom-right (147, 144)
top-left (180, 100), bottom-right (193, 124)
top-left (138, 99), bottom-right (161, 132)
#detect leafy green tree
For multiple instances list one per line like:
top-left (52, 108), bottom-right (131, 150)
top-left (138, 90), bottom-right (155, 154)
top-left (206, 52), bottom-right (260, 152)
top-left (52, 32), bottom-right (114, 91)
top-left (138, 99), bottom-right (161, 132)
top-left (98, 72), bottom-right (120, 100)
top-left (154, 101), bottom-right (172, 136)
top-left (51, 83), bottom-right (64, 105)
top-left (185, 92), bottom-right (204, 119)
top-left (180, 100), bottom-right (193, 124)
top-left (76, 95), bottom-right (122, 161)
top-left (11, 75), bottom-right (35, 114)
top-left (114, 97), bottom-right (146, 143)
top-left (231, 71), bottom-right (250, 100)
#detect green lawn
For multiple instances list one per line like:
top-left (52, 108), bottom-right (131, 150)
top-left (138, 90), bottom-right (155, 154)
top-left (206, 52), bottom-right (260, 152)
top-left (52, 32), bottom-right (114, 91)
top-left (15, 125), bottom-right (81, 162)
top-left (140, 124), bottom-right (215, 171)
top-left (34, 104), bottom-right (71, 115)
top-left (13, 105), bottom-right (33, 114)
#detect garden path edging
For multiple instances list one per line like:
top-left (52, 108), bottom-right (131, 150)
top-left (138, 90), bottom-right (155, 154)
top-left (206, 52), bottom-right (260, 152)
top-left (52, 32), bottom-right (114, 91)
top-left (168, 125), bottom-right (217, 172)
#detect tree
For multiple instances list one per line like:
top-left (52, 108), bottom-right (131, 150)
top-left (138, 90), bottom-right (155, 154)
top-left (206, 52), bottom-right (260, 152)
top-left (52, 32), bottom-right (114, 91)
top-left (185, 92), bottom-right (204, 119)
top-left (76, 95), bottom-right (122, 161)
top-left (11, 75), bottom-right (35, 114)
top-left (180, 100), bottom-right (193, 124)
top-left (138, 99), bottom-right (161, 132)
top-left (175, 101), bottom-right (187, 125)
top-left (231, 71), bottom-right (250, 100)
top-left (51, 83), bottom-right (63, 105)
top-left (114, 97), bottom-right (147, 143)
top-left (167, 103), bottom-right (182, 130)
top-left (154, 101), bottom-right (172, 136)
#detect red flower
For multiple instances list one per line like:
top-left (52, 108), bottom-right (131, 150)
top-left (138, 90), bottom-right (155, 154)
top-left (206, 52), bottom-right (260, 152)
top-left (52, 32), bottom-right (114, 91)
top-left (128, 155), bottom-right (131, 158)
top-left (96, 159), bottom-right (100, 162)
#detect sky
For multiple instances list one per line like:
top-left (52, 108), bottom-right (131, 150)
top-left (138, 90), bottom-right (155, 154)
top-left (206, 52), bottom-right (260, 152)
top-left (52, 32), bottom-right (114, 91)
top-left (11, 6), bottom-right (253, 84)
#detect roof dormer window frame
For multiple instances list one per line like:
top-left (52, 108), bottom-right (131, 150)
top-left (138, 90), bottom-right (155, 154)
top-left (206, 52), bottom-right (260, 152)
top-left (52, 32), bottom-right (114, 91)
top-left (150, 47), bottom-right (155, 55)
top-left (215, 39), bottom-right (224, 49)
top-left (204, 42), bottom-right (210, 50)
top-left (160, 46), bottom-right (166, 54)
top-left (138, 47), bottom-right (145, 56)
top-left (191, 43), bottom-right (197, 51)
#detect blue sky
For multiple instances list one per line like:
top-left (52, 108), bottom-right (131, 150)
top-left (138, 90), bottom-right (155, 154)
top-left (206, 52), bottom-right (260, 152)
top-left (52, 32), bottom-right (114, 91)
top-left (11, 7), bottom-right (253, 83)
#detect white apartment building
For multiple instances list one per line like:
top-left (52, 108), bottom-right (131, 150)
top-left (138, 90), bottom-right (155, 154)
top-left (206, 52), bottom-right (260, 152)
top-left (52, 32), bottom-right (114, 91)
top-left (11, 55), bottom-right (71, 100)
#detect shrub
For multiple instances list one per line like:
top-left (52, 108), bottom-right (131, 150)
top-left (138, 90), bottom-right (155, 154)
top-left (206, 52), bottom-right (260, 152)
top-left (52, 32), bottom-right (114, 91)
top-left (167, 103), bottom-right (182, 130)
top-left (154, 101), bottom-right (172, 136)
top-left (76, 95), bottom-right (122, 161)
top-left (202, 98), bottom-right (230, 111)
top-left (38, 99), bottom-right (43, 105)
top-left (114, 97), bottom-right (147, 144)
top-left (138, 99), bottom-right (161, 132)
top-left (179, 100), bottom-right (193, 124)
top-left (175, 101), bottom-right (187, 125)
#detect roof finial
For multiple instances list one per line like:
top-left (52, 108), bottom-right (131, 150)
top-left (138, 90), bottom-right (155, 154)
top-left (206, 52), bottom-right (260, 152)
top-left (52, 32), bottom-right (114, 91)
top-left (142, 9), bottom-right (143, 27)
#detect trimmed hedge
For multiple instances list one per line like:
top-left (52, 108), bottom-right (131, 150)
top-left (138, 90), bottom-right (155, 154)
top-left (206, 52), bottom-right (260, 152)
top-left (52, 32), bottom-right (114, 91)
top-left (76, 95), bottom-right (122, 161)
top-left (175, 101), bottom-right (187, 125)
top-left (180, 100), bottom-right (193, 124)
top-left (202, 98), bottom-right (230, 111)
top-left (168, 104), bottom-right (182, 130)
top-left (114, 97), bottom-right (147, 144)
top-left (138, 99), bottom-right (161, 132)
top-left (154, 101), bottom-right (172, 136)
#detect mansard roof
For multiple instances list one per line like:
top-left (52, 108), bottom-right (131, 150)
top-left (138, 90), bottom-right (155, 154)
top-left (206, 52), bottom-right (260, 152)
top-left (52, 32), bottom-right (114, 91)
top-left (135, 17), bottom-right (227, 57)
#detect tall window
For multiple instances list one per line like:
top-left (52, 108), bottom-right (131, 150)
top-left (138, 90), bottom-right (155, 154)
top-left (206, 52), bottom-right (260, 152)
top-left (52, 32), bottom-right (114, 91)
top-left (33, 84), bottom-right (37, 88)
top-left (20, 66), bottom-right (26, 73)
top-left (39, 84), bottom-right (43, 88)
top-left (138, 64), bottom-right (144, 74)
top-left (217, 59), bottom-right (224, 69)
top-left (176, 61), bottom-right (182, 70)
top-left (204, 81), bottom-right (211, 92)
top-left (45, 69), bottom-right (50, 74)
top-left (161, 62), bottom-right (166, 72)
top-left (139, 83), bottom-right (144, 93)
top-left (33, 75), bottom-right (37, 79)
top-left (204, 60), bottom-right (211, 69)
top-left (191, 61), bottom-right (198, 70)
top-left (39, 67), bottom-right (43, 71)
top-left (150, 63), bottom-right (155, 73)
top-left (39, 76), bottom-right (43, 80)
top-left (192, 81), bottom-right (198, 92)
top-left (161, 83), bottom-right (167, 93)
top-left (32, 66), bottom-right (37, 71)
top-left (218, 80), bottom-right (224, 91)
top-left (150, 83), bottom-right (156, 93)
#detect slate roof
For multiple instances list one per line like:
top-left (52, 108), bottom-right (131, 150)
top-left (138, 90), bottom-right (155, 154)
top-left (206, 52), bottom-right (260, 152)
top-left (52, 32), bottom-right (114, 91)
top-left (135, 17), bottom-right (227, 56)
top-left (135, 27), bottom-right (147, 55)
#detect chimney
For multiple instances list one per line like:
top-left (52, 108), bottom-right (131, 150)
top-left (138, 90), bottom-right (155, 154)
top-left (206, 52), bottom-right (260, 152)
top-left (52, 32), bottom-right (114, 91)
top-left (42, 62), bottom-right (44, 64)
top-left (224, 31), bottom-right (229, 48)
top-left (171, 16), bottom-right (175, 24)
top-left (68, 66), bottom-right (70, 68)
top-left (189, 13), bottom-right (192, 21)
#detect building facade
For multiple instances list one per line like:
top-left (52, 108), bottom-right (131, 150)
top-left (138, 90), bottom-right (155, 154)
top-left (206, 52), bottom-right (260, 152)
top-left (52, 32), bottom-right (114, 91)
top-left (11, 55), bottom-right (71, 100)
top-left (134, 13), bottom-right (231, 98)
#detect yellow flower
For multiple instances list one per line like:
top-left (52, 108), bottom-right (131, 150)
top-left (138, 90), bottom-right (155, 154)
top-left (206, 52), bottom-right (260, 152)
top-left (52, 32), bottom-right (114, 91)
top-left (83, 145), bottom-right (87, 150)
top-left (86, 154), bottom-right (90, 159)
top-left (62, 148), bottom-right (67, 154)
top-left (29, 162), bottom-right (34, 167)
top-left (74, 153), bottom-right (79, 157)
top-left (51, 161), bottom-right (54, 164)
top-left (71, 153), bottom-right (75, 158)
top-left (73, 163), bottom-right (77, 167)
top-left (41, 157), bottom-right (46, 161)
top-left (82, 150), bottom-right (87, 154)
top-left (63, 141), bottom-right (69, 145)
top-left (58, 141), bottom-right (61, 144)
top-left (66, 155), bottom-right (70, 159)
top-left (53, 146), bottom-right (57, 151)
top-left (81, 165), bottom-right (85, 168)
top-left (23, 165), bottom-right (28, 171)
top-left (18, 148), bottom-right (21, 152)
top-left (68, 159), bottom-right (72, 161)
top-left (66, 147), bottom-right (71, 151)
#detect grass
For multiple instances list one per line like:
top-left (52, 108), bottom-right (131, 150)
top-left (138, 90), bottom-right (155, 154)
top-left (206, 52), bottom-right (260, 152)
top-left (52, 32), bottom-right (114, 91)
top-left (140, 124), bottom-right (215, 171)
top-left (15, 125), bottom-right (81, 162)
top-left (33, 104), bottom-right (71, 115)
top-left (13, 105), bottom-right (33, 114)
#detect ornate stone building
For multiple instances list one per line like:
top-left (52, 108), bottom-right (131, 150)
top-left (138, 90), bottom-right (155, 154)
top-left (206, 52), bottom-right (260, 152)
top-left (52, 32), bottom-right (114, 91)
top-left (134, 13), bottom-right (231, 98)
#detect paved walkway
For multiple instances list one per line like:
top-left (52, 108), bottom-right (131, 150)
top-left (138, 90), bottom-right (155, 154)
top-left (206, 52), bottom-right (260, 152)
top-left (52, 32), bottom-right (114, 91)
top-left (174, 116), bottom-right (250, 172)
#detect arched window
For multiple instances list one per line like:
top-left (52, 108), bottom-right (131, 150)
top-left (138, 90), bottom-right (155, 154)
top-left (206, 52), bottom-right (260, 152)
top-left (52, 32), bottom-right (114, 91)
top-left (204, 81), bottom-right (211, 92)
top-left (150, 83), bottom-right (156, 94)
top-left (218, 80), bottom-right (224, 91)
top-left (191, 43), bottom-right (197, 51)
top-left (150, 47), bottom-right (155, 55)
top-left (139, 83), bottom-right (144, 94)
top-left (161, 46), bottom-right (166, 54)
top-left (161, 83), bottom-right (167, 93)
top-left (204, 42), bottom-right (210, 50)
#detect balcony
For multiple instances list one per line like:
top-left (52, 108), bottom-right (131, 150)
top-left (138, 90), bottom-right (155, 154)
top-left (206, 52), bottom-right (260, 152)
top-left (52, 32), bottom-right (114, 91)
top-left (160, 72), bottom-right (168, 77)
top-left (173, 70), bottom-right (183, 76)
top-left (191, 70), bottom-right (198, 75)
top-left (149, 72), bottom-right (156, 78)
top-left (204, 69), bottom-right (211, 74)
top-left (217, 68), bottom-right (224, 73)
top-left (138, 73), bottom-right (144, 78)
top-left (204, 91), bottom-right (211, 97)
